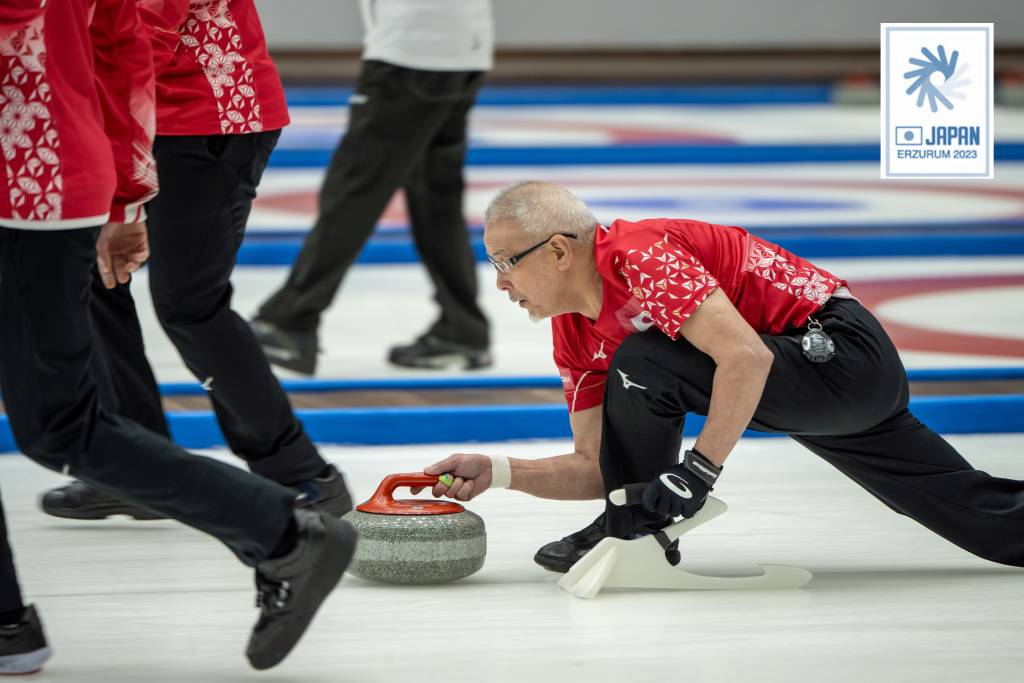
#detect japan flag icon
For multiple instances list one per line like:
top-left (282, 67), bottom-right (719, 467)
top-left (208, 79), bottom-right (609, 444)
top-left (895, 126), bottom-right (923, 145)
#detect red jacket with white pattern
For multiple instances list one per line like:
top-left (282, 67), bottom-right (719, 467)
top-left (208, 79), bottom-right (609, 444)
top-left (0, 0), bottom-right (157, 229)
top-left (553, 219), bottom-right (849, 413)
top-left (137, 0), bottom-right (289, 135)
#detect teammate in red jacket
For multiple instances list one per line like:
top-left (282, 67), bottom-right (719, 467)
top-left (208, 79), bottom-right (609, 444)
top-left (0, 0), bottom-right (155, 228)
top-left (0, 1), bottom-right (355, 671)
top-left (138, 0), bottom-right (289, 135)
top-left (40, 0), bottom-right (353, 524)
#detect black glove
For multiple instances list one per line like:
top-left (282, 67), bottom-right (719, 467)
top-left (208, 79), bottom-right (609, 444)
top-left (641, 449), bottom-right (722, 519)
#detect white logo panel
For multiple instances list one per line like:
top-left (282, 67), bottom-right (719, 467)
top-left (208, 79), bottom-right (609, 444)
top-left (881, 23), bottom-right (993, 179)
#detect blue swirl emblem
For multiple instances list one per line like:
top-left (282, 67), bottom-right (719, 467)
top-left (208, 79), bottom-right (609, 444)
top-left (903, 45), bottom-right (970, 112)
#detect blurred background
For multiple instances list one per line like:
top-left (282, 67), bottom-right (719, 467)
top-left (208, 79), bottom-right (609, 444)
top-left (261, 0), bottom-right (1024, 84)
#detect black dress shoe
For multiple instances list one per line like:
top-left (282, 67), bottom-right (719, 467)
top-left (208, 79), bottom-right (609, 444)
top-left (387, 334), bottom-right (492, 370)
top-left (293, 465), bottom-right (353, 517)
top-left (40, 480), bottom-right (165, 520)
top-left (534, 512), bottom-right (681, 573)
top-left (251, 319), bottom-right (318, 375)
top-left (42, 466), bottom-right (355, 523)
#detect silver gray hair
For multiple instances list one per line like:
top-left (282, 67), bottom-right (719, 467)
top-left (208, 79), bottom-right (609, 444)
top-left (484, 181), bottom-right (598, 243)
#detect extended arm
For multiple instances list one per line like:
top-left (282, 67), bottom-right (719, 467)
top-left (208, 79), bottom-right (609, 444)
top-left (678, 288), bottom-right (774, 467)
top-left (420, 405), bottom-right (605, 501)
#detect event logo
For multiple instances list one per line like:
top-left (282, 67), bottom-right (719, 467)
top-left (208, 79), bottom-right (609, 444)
top-left (903, 45), bottom-right (970, 112)
top-left (881, 24), bottom-right (993, 179)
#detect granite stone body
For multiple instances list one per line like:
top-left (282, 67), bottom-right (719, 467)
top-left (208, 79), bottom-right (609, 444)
top-left (343, 509), bottom-right (486, 584)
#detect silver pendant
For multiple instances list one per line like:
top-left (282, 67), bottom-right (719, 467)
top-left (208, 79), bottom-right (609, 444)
top-left (802, 318), bottom-right (835, 363)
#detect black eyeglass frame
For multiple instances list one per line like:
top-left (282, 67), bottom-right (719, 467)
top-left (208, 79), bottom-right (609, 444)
top-left (487, 233), bottom-right (577, 273)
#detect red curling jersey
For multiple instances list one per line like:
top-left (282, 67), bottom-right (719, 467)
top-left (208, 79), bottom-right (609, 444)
top-left (552, 219), bottom-right (848, 413)
top-left (0, 0), bottom-right (156, 228)
top-left (137, 0), bottom-right (289, 135)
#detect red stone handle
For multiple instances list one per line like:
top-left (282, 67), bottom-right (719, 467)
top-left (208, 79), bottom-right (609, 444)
top-left (375, 472), bottom-right (441, 501)
top-left (356, 472), bottom-right (464, 515)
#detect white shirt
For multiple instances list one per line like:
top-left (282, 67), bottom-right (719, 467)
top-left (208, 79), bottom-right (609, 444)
top-left (359, 0), bottom-right (494, 72)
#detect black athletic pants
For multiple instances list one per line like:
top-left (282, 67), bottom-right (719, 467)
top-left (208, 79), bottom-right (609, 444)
top-left (256, 60), bottom-right (489, 348)
top-left (89, 131), bottom-right (326, 484)
top-left (0, 495), bottom-right (21, 617)
top-left (0, 261), bottom-right (172, 618)
top-left (89, 273), bottom-right (170, 437)
top-left (0, 228), bottom-right (296, 607)
top-left (600, 297), bottom-right (1024, 567)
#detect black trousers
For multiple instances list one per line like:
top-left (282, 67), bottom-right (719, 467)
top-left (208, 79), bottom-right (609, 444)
top-left (0, 229), bottom-right (295, 602)
top-left (257, 60), bottom-right (489, 348)
top-left (0, 494), bottom-right (22, 615)
top-left (89, 274), bottom-right (170, 436)
top-left (600, 297), bottom-right (1024, 567)
top-left (89, 132), bottom-right (326, 484)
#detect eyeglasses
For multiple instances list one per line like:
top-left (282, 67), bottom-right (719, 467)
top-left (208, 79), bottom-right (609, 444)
top-left (487, 233), bottom-right (577, 274)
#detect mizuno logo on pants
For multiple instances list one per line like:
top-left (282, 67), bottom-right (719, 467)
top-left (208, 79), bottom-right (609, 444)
top-left (617, 369), bottom-right (647, 391)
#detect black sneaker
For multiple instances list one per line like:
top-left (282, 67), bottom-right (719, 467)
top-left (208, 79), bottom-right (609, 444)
top-left (0, 605), bottom-right (51, 675)
top-left (251, 319), bottom-right (318, 376)
top-left (40, 480), bottom-right (165, 520)
top-left (387, 334), bottom-right (492, 371)
top-left (246, 509), bottom-right (357, 670)
top-left (534, 513), bottom-right (681, 573)
top-left (294, 465), bottom-right (353, 518)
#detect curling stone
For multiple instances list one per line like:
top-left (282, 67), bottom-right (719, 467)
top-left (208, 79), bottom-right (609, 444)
top-left (342, 473), bottom-right (486, 585)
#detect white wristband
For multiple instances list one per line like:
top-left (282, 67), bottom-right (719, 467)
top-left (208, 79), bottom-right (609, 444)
top-left (488, 455), bottom-right (512, 489)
